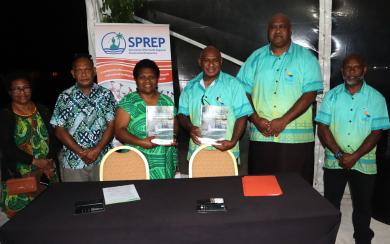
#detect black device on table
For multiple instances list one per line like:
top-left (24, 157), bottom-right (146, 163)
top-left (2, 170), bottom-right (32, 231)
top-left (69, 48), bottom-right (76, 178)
top-left (196, 198), bottom-right (226, 213)
top-left (74, 199), bottom-right (105, 215)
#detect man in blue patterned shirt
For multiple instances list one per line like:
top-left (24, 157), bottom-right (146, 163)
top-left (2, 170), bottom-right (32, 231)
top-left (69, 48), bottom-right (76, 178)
top-left (51, 54), bottom-right (116, 181)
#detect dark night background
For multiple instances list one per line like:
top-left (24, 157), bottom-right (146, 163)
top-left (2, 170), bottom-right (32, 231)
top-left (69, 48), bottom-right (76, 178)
top-left (0, 1), bottom-right (89, 109)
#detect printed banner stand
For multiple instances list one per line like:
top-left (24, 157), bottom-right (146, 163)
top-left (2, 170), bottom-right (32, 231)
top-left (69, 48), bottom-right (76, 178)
top-left (95, 23), bottom-right (174, 102)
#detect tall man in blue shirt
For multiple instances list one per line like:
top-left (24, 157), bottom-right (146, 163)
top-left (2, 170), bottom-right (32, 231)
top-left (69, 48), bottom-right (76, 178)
top-left (237, 13), bottom-right (323, 184)
top-left (316, 54), bottom-right (390, 244)
top-left (178, 46), bottom-right (253, 160)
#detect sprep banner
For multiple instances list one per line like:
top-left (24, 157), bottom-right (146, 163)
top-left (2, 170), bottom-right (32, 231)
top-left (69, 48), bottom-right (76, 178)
top-left (95, 23), bottom-right (173, 101)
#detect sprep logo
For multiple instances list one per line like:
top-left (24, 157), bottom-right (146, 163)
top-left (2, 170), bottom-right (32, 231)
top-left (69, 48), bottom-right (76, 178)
top-left (101, 32), bottom-right (126, 54)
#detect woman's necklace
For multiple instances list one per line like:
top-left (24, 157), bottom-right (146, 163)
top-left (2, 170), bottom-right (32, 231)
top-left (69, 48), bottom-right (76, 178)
top-left (12, 103), bottom-right (37, 117)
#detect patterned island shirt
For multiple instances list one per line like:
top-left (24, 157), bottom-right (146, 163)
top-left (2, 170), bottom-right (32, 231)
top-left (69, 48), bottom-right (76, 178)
top-left (50, 83), bottom-right (117, 169)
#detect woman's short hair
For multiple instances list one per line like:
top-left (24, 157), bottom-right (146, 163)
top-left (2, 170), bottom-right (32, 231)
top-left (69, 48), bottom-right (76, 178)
top-left (4, 72), bottom-right (32, 91)
top-left (133, 59), bottom-right (160, 79)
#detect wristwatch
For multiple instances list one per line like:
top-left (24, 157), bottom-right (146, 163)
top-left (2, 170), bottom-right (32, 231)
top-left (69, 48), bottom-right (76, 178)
top-left (334, 150), bottom-right (344, 160)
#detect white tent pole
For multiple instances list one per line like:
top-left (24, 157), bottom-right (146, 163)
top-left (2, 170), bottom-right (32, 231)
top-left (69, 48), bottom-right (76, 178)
top-left (85, 0), bottom-right (103, 64)
top-left (314, 0), bottom-right (332, 193)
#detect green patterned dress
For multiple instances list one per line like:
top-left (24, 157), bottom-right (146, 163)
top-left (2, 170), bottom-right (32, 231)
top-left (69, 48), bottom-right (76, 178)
top-left (1, 110), bottom-right (56, 217)
top-left (118, 92), bottom-right (177, 179)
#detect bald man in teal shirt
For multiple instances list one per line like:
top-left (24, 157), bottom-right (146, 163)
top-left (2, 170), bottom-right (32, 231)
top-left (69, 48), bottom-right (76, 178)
top-left (178, 46), bottom-right (253, 160)
top-left (237, 13), bottom-right (323, 183)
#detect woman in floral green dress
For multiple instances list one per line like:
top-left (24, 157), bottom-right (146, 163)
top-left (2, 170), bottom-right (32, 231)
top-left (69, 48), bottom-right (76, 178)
top-left (115, 59), bottom-right (177, 179)
top-left (0, 73), bottom-right (59, 217)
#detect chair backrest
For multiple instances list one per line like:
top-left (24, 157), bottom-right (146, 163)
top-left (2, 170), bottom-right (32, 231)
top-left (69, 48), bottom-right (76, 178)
top-left (189, 145), bottom-right (238, 178)
top-left (100, 146), bottom-right (150, 181)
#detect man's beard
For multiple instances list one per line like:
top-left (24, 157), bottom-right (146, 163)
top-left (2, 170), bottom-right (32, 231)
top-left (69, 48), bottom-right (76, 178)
top-left (343, 75), bottom-right (364, 85)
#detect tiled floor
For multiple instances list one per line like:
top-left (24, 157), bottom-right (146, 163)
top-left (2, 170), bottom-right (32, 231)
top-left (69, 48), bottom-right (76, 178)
top-left (337, 197), bottom-right (390, 244)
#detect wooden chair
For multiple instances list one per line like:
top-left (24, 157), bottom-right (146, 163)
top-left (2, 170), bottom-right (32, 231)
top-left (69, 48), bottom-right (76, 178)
top-left (99, 146), bottom-right (149, 181)
top-left (189, 145), bottom-right (238, 178)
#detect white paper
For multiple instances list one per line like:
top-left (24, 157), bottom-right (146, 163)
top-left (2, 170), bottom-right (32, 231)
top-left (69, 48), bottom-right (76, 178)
top-left (197, 137), bottom-right (222, 146)
top-left (151, 138), bottom-right (173, 146)
top-left (102, 184), bottom-right (141, 205)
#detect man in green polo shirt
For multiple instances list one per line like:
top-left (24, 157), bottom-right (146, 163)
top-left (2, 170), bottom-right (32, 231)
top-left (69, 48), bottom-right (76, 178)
top-left (236, 13), bottom-right (323, 183)
top-left (178, 46), bottom-right (253, 160)
top-left (316, 54), bottom-right (390, 244)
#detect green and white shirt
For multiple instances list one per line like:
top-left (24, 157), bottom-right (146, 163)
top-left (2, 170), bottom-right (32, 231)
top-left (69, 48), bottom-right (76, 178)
top-left (315, 82), bottom-right (390, 174)
top-left (237, 43), bottom-right (323, 143)
top-left (178, 71), bottom-right (253, 159)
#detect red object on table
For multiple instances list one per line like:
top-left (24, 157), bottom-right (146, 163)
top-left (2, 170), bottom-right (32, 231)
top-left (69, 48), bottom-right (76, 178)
top-left (242, 175), bottom-right (283, 196)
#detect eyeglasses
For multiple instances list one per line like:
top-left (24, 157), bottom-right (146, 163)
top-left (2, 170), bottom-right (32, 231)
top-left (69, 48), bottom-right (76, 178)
top-left (201, 95), bottom-right (210, 105)
top-left (73, 68), bottom-right (94, 75)
top-left (10, 86), bottom-right (32, 94)
top-left (201, 95), bottom-right (226, 106)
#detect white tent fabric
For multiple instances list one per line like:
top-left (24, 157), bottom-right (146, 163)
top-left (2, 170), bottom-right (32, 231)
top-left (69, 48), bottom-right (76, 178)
top-left (85, 0), bottom-right (103, 64)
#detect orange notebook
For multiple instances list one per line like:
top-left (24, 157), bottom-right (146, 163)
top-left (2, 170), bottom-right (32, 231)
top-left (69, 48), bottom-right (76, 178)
top-left (242, 175), bottom-right (283, 196)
